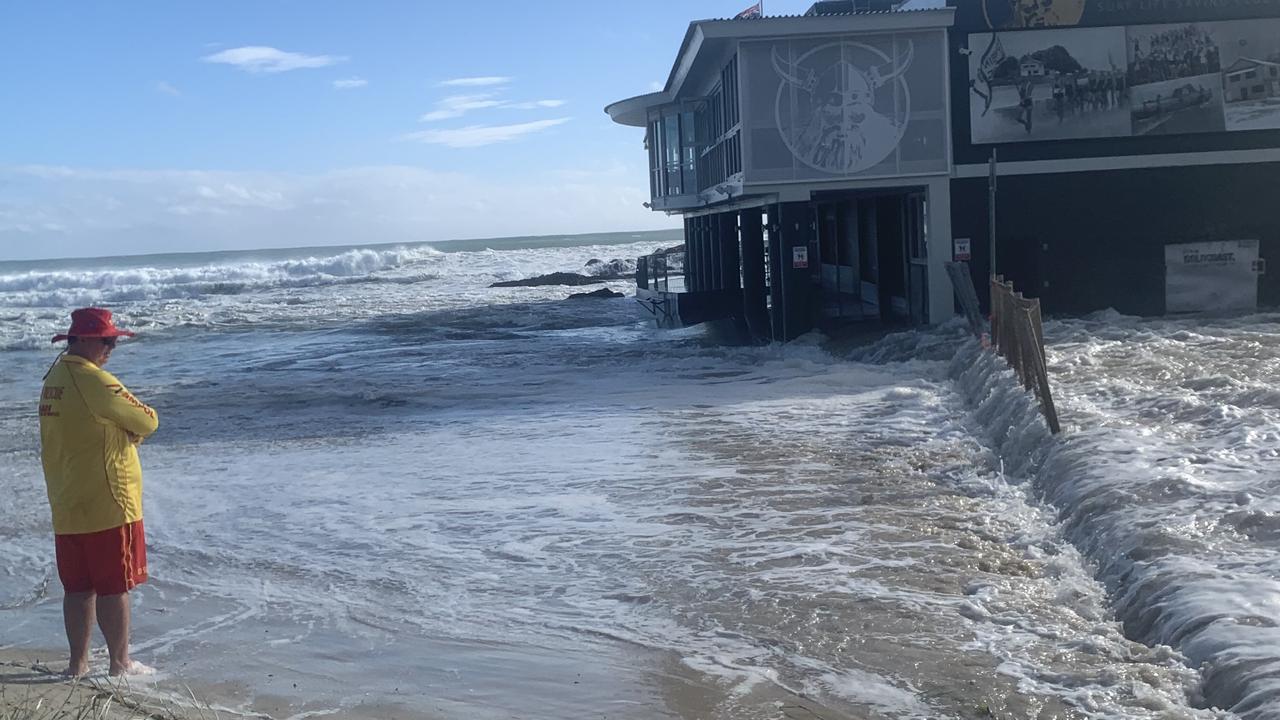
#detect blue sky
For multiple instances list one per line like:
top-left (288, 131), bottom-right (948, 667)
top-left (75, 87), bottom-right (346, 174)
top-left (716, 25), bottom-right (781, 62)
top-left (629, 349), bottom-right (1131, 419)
top-left (0, 0), bottom-right (831, 260)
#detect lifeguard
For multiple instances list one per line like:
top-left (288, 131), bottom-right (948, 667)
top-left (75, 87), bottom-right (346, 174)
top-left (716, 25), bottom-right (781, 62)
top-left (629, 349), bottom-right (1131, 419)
top-left (40, 307), bottom-right (159, 677)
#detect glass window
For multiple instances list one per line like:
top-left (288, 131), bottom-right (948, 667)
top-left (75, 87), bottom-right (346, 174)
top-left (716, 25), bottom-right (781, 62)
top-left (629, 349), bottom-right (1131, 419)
top-left (665, 114), bottom-right (682, 195)
top-left (681, 110), bottom-right (697, 192)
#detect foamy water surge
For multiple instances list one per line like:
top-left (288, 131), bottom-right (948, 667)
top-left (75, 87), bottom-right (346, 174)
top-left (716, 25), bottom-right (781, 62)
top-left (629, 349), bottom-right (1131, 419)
top-left (3, 236), bottom-right (1277, 719)
top-left (951, 312), bottom-right (1280, 720)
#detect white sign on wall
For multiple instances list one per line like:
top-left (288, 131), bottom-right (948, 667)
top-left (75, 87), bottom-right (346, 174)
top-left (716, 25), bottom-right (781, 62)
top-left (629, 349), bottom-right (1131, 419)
top-left (953, 237), bottom-right (972, 261)
top-left (793, 246), bottom-right (810, 269)
top-left (1164, 239), bottom-right (1260, 313)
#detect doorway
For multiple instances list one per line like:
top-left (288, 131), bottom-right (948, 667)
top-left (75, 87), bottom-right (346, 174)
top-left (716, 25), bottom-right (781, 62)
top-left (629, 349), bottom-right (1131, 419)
top-left (812, 189), bottom-right (928, 326)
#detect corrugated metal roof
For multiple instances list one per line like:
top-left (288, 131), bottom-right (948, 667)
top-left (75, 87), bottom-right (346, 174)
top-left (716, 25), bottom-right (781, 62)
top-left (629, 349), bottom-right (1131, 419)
top-left (711, 7), bottom-right (942, 21)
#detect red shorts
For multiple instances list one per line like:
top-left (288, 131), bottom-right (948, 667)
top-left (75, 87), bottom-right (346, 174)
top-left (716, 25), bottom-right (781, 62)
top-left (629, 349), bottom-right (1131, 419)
top-left (55, 520), bottom-right (148, 595)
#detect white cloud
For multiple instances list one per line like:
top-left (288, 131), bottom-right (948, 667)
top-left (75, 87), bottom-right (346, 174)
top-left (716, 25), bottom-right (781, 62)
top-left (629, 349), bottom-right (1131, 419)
top-left (420, 96), bottom-right (566, 121)
top-left (439, 76), bottom-right (512, 87)
top-left (402, 118), bottom-right (571, 148)
top-left (202, 46), bottom-right (346, 73)
top-left (506, 99), bottom-right (566, 109)
top-left (156, 81), bottom-right (181, 97)
top-left (648, 80), bottom-right (664, 92)
top-left (333, 77), bottom-right (368, 90)
top-left (419, 94), bottom-right (505, 122)
top-left (0, 164), bottom-right (675, 259)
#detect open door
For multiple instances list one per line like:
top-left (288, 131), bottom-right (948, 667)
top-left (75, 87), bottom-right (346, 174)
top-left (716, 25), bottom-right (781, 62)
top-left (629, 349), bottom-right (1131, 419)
top-left (815, 200), bottom-right (864, 320)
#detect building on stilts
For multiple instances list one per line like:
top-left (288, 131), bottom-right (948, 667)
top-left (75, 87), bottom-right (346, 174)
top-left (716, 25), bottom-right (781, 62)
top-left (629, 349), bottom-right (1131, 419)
top-left (608, 0), bottom-right (1280, 341)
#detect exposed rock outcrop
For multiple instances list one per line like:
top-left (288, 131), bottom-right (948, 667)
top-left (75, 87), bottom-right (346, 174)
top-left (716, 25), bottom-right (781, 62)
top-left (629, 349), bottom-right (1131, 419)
top-left (489, 272), bottom-right (606, 288)
top-left (567, 288), bottom-right (625, 300)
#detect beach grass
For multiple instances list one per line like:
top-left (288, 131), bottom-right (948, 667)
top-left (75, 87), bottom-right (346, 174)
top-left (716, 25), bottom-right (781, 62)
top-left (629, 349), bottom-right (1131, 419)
top-left (0, 672), bottom-right (220, 720)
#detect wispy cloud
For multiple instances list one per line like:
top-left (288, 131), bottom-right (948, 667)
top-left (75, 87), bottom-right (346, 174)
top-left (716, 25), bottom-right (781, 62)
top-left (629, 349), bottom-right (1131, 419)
top-left (419, 96), bottom-right (565, 122)
top-left (648, 80), bottom-right (664, 92)
top-left (333, 77), bottom-right (368, 90)
top-left (506, 99), bottom-right (565, 110)
top-left (402, 118), bottom-right (570, 148)
top-left (420, 94), bottom-right (505, 121)
top-left (156, 81), bottom-right (181, 97)
top-left (202, 46), bottom-right (346, 73)
top-left (419, 94), bottom-right (564, 122)
top-left (439, 76), bottom-right (511, 87)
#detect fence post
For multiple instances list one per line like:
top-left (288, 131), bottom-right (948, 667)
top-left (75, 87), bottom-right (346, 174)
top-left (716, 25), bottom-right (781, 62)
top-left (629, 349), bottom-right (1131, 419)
top-left (981, 277), bottom-right (1061, 434)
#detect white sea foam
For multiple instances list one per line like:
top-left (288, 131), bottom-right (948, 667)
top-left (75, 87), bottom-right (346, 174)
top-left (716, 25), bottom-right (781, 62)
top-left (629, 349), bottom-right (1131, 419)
top-left (5, 239), bottom-right (1280, 719)
top-left (0, 246), bottom-right (444, 305)
top-left (952, 313), bottom-right (1280, 719)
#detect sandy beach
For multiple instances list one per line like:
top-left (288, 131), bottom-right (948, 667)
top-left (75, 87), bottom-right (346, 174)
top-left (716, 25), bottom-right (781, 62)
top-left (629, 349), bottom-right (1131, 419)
top-left (0, 648), bottom-right (455, 720)
top-left (0, 648), bottom-right (189, 720)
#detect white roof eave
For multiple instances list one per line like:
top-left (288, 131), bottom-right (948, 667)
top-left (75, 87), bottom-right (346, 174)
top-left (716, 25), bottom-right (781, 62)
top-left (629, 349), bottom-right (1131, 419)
top-left (604, 91), bottom-right (672, 127)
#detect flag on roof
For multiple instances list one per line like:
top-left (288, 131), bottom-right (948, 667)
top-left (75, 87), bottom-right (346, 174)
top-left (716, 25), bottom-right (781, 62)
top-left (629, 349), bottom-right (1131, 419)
top-left (734, 2), bottom-right (762, 19)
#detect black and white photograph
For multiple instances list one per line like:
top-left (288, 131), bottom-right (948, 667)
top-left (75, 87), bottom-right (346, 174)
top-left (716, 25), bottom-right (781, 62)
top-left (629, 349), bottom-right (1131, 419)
top-left (1129, 72), bottom-right (1226, 135)
top-left (1126, 23), bottom-right (1222, 87)
top-left (1214, 17), bottom-right (1280, 131)
top-left (969, 26), bottom-right (1131, 143)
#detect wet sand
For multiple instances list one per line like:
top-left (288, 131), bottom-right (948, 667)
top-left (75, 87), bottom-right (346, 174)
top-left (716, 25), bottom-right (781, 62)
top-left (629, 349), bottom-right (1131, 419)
top-left (0, 647), bottom-right (445, 720)
top-left (0, 644), bottom-right (861, 720)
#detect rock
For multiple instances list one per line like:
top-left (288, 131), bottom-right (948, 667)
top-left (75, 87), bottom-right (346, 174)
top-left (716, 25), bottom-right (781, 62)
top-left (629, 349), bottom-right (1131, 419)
top-left (567, 288), bottom-right (624, 300)
top-left (490, 272), bottom-right (606, 288)
top-left (583, 258), bottom-right (637, 280)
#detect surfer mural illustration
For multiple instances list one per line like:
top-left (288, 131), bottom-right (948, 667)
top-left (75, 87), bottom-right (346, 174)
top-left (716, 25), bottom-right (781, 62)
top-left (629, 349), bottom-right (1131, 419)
top-left (771, 40), bottom-right (913, 174)
top-left (984, 0), bottom-right (1087, 29)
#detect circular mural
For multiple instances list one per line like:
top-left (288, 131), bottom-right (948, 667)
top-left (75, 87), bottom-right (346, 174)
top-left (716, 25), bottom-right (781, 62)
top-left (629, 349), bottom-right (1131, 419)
top-left (772, 41), bottom-right (913, 175)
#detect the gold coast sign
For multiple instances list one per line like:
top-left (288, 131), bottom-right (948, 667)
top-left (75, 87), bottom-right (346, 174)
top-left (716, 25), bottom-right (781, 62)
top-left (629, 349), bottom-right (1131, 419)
top-left (983, 0), bottom-right (1087, 28)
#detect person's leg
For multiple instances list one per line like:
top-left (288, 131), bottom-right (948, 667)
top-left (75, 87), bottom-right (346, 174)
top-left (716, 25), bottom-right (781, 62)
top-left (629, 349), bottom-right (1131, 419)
top-left (97, 592), bottom-right (132, 676)
top-left (62, 591), bottom-right (95, 676)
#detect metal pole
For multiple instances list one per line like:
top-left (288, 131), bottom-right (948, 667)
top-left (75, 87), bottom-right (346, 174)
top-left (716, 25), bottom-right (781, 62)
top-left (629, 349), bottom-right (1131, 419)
top-left (988, 148), bottom-right (998, 278)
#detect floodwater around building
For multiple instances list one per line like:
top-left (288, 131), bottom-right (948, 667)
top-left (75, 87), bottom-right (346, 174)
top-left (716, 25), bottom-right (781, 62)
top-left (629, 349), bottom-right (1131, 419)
top-left (2, 236), bottom-right (1278, 719)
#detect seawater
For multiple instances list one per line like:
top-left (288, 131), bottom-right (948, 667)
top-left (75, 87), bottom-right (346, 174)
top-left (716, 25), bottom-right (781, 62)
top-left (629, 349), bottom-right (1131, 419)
top-left (1, 232), bottom-right (1277, 720)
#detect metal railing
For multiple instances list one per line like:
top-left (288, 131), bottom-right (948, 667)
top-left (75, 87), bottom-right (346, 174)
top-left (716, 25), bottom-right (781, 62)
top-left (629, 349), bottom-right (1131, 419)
top-left (637, 250), bottom-right (686, 293)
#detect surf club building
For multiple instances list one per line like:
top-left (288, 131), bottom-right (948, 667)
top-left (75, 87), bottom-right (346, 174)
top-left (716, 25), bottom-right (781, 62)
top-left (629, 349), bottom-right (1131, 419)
top-left (606, 0), bottom-right (1280, 340)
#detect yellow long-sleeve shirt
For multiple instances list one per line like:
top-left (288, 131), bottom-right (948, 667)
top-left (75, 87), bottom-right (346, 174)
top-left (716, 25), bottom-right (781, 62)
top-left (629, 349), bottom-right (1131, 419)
top-left (39, 355), bottom-right (159, 535)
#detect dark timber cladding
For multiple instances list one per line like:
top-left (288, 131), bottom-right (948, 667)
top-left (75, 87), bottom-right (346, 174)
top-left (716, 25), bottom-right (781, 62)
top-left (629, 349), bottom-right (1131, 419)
top-left (949, 0), bottom-right (1280, 315)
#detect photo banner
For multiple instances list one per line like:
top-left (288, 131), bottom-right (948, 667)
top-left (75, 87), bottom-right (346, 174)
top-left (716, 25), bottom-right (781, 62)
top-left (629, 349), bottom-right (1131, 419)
top-left (967, 16), bottom-right (1280, 144)
top-left (977, 0), bottom-right (1280, 30)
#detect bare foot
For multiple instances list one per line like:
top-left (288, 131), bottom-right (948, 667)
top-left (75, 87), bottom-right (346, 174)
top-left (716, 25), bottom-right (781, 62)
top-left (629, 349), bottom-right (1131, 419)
top-left (108, 660), bottom-right (156, 677)
top-left (61, 663), bottom-right (89, 679)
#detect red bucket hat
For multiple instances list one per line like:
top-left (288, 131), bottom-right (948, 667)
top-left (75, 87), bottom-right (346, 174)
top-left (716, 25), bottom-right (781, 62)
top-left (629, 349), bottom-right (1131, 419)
top-left (52, 307), bottom-right (137, 344)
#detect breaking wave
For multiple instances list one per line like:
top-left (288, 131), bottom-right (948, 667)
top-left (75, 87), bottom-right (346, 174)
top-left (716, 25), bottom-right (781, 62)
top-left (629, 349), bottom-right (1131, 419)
top-left (0, 246), bottom-right (443, 307)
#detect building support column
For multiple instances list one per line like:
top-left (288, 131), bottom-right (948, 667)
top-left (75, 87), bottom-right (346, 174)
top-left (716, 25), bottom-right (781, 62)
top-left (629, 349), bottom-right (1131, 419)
top-left (718, 212), bottom-right (741, 292)
top-left (697, 216), bottom-right (712, 291)
top-left (926, 176), bottom-right (956, 325)
top-left (683, 216), bottom-right (696, 292)
top-left (777, 201), bottom-right (815, 342)
top-left (739, 208), bottom-right (770, 343)
top-left (708, 214), bottom-right (722, 291)
top-left (767, 204), bottom-right (785, 341)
